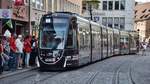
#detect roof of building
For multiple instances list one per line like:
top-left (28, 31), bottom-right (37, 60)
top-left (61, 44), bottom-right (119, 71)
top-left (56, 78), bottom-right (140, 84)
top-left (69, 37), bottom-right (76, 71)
top-left (135, 2), bottom-right (150, 21)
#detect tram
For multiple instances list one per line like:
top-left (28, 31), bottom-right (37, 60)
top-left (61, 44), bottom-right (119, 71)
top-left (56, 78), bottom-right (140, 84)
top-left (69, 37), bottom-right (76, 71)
top-left (38, 12), bottom-right (137, 70)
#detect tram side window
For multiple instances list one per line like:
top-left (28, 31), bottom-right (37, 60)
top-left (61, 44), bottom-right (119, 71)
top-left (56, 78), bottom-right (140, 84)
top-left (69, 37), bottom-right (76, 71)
top-left (66, 29), bottom-right (73, 48)
top-left (79, 28), bottom-right (90, 50)
top-left (130, 37), bottom-right (136, 47)
top-left (103, 31), bottom-right (108, 50)
top-left (113, 35), bottom-right (117, 49)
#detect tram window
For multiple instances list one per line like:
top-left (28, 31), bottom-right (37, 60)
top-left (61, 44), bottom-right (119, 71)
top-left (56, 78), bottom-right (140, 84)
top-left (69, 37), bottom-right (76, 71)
top-left (66, 29), bottom-right (73, 48)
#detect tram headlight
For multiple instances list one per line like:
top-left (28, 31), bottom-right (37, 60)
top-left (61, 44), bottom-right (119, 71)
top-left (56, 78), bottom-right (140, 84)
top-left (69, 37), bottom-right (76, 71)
top-left (72, 55), bottom-right (78, 60)
top-left (66, 56), bottom-right (72, 59)
top-left (47, 53), bottom-right (53, 57)
top-left (66, 55), bottom-right (78, 60)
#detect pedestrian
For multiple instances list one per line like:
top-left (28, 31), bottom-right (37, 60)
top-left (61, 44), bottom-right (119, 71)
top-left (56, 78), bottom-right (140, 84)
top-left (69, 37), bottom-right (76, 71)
top-left (141, 42), bottom-right (147, 56)
top-left (16, 35), bottom-right (24, 69)
top-left (30, 36), bottom-right (38, 66)
top-left (9, 34), bottom-right (17, 71)
top-left (2, 36), bottom-right (10, 71)
top-left (0, 40), bottom-right (4, 74)
top-left (24, 35), bottom-right (32, 68)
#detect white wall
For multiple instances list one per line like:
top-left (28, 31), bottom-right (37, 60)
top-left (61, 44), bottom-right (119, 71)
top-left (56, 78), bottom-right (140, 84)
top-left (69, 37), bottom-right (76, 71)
top-left (83, 0), bottom-right (135, 31)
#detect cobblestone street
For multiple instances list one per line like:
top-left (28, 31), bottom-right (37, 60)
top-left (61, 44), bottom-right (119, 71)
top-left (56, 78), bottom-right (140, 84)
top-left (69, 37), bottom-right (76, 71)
top-left (1, 50), bottom-right (150, 84)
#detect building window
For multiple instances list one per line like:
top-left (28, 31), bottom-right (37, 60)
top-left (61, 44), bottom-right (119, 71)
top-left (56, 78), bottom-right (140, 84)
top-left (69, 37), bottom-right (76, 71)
top-left (142, 9), bottom-right (147, 13)
top-left (48, 0), bottom-right (52, 11)
top-left (120, 0), bottom-right (125, 10)
top-left (108, 1), bottom-right (113, 10)
top-left (108, 17), bottom-right (113, 28)
top-left (54, 0), bottom-right (57, 11)
top-left (103, 1), bottom-right (107, 10)
top-left (114, 17), bottom-right (119, 28)
top-left (135, 10), bottom-right (137, 14)
top-left (32, 0), bottom-right (36, 8)
top-left (32, 0), bottom-right (44, 10)
top-left (115, 1), bottom-right (119, 10)
top-left (120, 17), bottom-right (125, 29)
top-left (36, 0), bottom-right (40, 9)
top-left (102, 17), bottom-right (107, 26)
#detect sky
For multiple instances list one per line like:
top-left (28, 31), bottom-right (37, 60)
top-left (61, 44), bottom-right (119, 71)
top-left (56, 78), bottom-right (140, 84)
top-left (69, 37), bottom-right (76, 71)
top-left (135, 0), bottom-right (150, 2)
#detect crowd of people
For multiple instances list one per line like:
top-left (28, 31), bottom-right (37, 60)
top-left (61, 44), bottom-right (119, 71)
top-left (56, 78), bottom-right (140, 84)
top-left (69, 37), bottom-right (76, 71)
top-left (0, 32), bottom-right (38, 74)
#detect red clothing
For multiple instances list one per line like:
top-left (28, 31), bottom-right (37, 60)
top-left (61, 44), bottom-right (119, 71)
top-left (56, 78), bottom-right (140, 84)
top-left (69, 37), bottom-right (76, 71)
top-left (24, 39), bottom-right (32, 53)
top-left (9, 37), bottom-right (17, 52)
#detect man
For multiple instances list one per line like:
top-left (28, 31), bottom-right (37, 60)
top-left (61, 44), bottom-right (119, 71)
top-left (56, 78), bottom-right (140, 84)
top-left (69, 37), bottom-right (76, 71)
top-left (9, 34), bottom-right (17, 71)
top-left (16, 35), bottom-right (24, 69)
top-left (142, 42), bottom-right (147, 56)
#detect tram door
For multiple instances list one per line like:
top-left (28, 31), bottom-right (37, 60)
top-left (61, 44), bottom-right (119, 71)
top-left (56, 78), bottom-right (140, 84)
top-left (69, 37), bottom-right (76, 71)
top-left (113, 29), bottom-right (120, 55)
top-left (102, 28), bottom-right (108, 59)
top-left (78, 21), bottom-right (91, 65)
top-left (108, 29), bottom-right (113, 57)
top-left (120, 31), bottom-right (129, 54)
top-left (91, 25), bottom-right (101, 61)
top-left (129, 33), bottom-right (137, 54)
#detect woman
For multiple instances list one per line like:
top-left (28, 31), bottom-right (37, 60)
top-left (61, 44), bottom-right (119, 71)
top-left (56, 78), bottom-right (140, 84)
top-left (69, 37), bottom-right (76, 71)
top-left (24, 36), bottom-right (32, 68)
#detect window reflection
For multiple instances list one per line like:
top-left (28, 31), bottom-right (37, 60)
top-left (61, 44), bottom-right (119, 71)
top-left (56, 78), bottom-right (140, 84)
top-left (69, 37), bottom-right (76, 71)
top-left (40, 18), bottom-right (68, 49)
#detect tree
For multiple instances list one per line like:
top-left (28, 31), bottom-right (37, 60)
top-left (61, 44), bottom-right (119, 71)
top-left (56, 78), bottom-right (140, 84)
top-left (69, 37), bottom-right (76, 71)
top-left (83, 0), bottom-right (100, 10)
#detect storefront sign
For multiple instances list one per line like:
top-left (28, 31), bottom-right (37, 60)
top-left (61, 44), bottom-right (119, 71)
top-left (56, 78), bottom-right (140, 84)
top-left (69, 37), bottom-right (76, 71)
top-left (0, 9), bottom-right (12, 19)
top-left (85, 16), bottom-right (100, 22)
top-left (13, 6), bottom-right (26, 19)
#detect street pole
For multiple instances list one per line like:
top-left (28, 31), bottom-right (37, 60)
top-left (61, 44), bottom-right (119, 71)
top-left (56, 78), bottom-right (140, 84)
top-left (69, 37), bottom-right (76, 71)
top-left (89, 4), bottom-right (93, 62)
top-left (137, 29), bottom-right (140, 52)
top-left (28, 0), bottom-right (31, 35)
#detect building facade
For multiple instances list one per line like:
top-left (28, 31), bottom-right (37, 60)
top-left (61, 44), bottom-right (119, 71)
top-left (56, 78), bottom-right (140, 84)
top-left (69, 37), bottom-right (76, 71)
top-left (30, 0), bottom-right (47, 37)
top-left (0, 0), bottom-right (29, 36)
top-left (48, 0), bottom-right (83, 15)
top-left (0, 0), bottom-right (83, 37)
top-left (134, 2), bottom-right (150, 42)
top-left (83, 0), bottom-right (135, 31)
top-left (31, 0), bottom-right (83, 37)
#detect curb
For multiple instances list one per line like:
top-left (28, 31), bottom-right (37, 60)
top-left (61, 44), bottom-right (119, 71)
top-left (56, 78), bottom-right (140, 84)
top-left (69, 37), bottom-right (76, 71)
top-left (0, 67), bottom-right (38, 79)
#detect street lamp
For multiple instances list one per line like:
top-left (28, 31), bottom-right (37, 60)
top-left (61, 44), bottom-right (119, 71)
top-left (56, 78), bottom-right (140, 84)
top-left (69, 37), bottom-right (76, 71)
top-left (86, 0), bottom-right (100, 21)
top-left (85, 0), bottom-right (100, 61)
top-left (137, 29), bottom-right (140, 52)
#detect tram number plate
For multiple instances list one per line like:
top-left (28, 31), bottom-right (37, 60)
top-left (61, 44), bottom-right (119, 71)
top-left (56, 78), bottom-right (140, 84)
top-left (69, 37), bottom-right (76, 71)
top-left (45, 58), bottom-right (55, 62)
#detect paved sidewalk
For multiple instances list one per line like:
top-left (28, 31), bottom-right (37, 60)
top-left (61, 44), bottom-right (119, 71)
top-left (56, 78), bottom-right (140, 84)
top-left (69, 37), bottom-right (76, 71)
top-left (0, 67), bottom-right (37, 79)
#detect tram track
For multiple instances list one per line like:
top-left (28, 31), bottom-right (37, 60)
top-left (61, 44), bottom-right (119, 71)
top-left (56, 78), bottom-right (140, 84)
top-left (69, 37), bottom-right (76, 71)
top-left (86, 72), bottom-right (99, 84)
top-left (112, 55), bottom-right (141, 84)
top-left (127, 56), bottom-right (142, 84)
top-left (112, 61), bottom-right (125, 84)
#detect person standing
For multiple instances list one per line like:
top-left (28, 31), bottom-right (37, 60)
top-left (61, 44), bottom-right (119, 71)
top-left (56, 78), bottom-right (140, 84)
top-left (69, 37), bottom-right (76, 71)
top-left (142, 42), bottom-right (147, 56)
top-left (2, 36), bottom-right (10, 71)
top-left (0, 41), bottom-right (4, 74)
top-left (24, 36), bottom-right (32, 68)
top-left (30, 36), bottom-right (38, 66)
top-left (16, 35), bottom-right (24, 69)
top-left (9, 34), bottom-right (17, 71)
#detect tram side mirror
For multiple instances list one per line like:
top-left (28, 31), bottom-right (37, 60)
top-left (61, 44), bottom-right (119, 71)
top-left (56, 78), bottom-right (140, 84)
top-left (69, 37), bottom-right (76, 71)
top-left (71, 17), bottom-right (78, 30)
top-left (72, 23), bottom-right (78, 30)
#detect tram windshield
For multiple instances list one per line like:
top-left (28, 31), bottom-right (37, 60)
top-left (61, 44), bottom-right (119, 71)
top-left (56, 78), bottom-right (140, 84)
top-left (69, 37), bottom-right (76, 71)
top-left (40, 17), bottom-right (68, 49)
